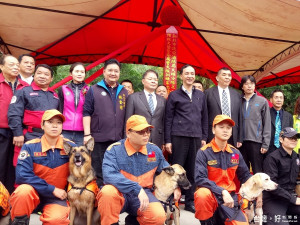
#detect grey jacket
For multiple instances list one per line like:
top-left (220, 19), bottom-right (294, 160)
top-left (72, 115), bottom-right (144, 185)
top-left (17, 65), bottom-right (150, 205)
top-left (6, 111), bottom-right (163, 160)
top-left (241, 93), bottom-right (271, 149)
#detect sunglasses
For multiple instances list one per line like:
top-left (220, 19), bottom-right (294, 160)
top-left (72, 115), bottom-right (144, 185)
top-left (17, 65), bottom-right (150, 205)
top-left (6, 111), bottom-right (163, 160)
top-left (285, 136), bottom-right (298, 141)
top-left (129, 128), bottom-right (151, 135)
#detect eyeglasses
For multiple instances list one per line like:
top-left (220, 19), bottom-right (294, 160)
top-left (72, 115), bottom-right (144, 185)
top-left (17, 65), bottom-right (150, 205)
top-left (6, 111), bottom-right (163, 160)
top-left (285, 136), bottom-right (298, 141)
top-left (145, 78), bottom-right (158, 82)
top-left (129, 128), bottom-right (151, 135)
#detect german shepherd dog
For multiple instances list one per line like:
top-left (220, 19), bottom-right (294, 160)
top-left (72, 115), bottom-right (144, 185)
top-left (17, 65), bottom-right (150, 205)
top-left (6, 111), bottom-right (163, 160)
top-left (154, 164), bottom-right (191, 225)
top-left (63, 138), bottom-right (100, 225)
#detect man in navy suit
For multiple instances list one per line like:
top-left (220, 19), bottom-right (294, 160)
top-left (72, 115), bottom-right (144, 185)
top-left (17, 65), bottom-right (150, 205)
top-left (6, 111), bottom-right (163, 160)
top-left (205, 67), bottom-right (243, 148)
top-left (125, 70), bottom-right (166, 149)
top-left (268, 89), bottom-right (293, 156)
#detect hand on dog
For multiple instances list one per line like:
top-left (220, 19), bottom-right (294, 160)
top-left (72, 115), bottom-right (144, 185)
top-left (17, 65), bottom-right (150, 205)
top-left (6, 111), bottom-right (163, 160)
top-left (53, 187), bottom-right (67, 200)
top-left (138, 188), bottom-right (149, 212)
top-left (165, 143), bottom-right (172, 154)
top-left (222, 190), bottom-right (234, 208)
top-left (173, 187), bottom-right (181, 201)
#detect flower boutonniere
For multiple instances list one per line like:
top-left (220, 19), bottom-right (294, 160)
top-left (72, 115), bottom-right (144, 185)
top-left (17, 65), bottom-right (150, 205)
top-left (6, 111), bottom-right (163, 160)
top-left (82, 87), bottom-right (89, 96)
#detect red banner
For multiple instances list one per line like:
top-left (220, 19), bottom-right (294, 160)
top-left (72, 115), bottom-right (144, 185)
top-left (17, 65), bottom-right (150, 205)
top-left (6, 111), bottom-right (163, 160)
top-left (163, 26), bottom-right (178, 93)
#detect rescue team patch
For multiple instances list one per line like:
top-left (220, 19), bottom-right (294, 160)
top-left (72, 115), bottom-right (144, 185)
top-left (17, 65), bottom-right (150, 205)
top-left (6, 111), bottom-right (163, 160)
top-left (29, 92), bottom-right (38, 96)
top-left (18, 150), bottom-right (29, 160)
top-left (231, 153), bottom-right (239, 164)
top-left (147, 151), bottom-right (156, 162)
top-left (34, 152), bottom-right (47, 157)
top-left (10, 96), bottom-right (17, 104)
top-left (207, 160), bottom-right (217, 165)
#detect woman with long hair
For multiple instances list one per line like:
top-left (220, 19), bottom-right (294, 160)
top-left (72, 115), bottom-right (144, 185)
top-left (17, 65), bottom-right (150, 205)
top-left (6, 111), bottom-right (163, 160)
top-left (58, 62), bottom-right (89, 146)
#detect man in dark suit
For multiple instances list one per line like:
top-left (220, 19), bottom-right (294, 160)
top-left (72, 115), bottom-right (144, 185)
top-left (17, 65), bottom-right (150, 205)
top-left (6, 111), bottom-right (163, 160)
top-left (125, 69), bottom-right (166, 148)
top-left (268, 89), bottom-right (293, 155)
top-left (205, 67), bottom-right (242, 148)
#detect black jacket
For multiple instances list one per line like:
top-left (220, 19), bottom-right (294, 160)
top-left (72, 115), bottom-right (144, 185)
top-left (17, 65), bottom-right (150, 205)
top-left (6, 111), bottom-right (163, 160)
top-left (263, 147), bottom-right (299, 204)
top-left (164, 86), bottom-right (208, 143)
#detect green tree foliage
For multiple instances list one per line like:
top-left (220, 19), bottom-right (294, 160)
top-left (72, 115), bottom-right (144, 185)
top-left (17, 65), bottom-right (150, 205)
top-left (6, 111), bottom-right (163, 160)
top-left (52, 63), bottom-right (214, 92)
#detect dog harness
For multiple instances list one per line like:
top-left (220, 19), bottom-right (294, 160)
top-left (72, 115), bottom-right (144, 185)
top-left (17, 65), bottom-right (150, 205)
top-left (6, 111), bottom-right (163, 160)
top-left (67, 180), bottom-right (99, 196)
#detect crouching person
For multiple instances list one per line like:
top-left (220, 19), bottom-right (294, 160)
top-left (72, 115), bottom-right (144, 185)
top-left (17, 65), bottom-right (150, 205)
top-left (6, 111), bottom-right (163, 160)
top-left (97, 115), bottom-right (180, 225)
top-left (194, 115), bottom-right (253, 225)
top-left (0, 182), bottom-right (10, 218)
top-left (10, 110), bottom-right (75, 225)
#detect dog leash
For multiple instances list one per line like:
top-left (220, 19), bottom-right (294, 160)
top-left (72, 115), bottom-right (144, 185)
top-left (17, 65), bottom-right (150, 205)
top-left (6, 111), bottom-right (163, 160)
top-left (159, 194), bottom-right (176, 213)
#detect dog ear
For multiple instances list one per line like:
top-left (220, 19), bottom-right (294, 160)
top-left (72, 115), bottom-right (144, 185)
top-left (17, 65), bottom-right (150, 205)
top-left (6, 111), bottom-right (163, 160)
top-left (162, 166), bottom-right (175, 176)
top-left (63, 141), bottom-right (72, 154)
top-left (253, 174), bottom-right (263, 188)
top-left (85, 137), bottom-right (95, 152)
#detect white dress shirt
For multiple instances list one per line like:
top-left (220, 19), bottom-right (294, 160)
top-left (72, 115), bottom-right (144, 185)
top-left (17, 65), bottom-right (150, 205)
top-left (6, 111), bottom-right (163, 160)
top-left (144, 90), bottom-right (157, 111)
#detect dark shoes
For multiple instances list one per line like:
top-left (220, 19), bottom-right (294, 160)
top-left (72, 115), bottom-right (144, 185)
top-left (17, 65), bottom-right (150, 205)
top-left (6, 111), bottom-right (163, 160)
top-left (125, 215), bottom-right (139, 225)
top-left (9, 215), bottom-right (29, 225)
top-left (184, 203), bottom-right (195, 213)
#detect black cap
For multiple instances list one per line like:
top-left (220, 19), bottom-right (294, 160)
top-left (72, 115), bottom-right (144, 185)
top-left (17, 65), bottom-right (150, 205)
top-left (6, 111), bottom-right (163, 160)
top-left (280, 127), bottom-right (300, 138)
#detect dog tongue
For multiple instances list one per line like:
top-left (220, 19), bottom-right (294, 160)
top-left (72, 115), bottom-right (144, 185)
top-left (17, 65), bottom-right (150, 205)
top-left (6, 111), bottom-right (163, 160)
top-left (75, 161), bottom-right (81, 166)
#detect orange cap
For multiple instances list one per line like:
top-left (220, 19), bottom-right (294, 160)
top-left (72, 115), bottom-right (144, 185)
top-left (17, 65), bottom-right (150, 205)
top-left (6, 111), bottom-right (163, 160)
top-left (126, 115), bottom-right (154, 131)
top-left (212, 115), bottom-right (235, 127)
top-left (41, 109), bottom-right (65, 126)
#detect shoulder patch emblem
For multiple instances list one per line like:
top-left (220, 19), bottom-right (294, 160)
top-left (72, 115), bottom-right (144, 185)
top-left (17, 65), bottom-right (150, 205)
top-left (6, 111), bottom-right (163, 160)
top-left (107, 142), bottom-right (121, 151)
top-left (18, 150), bottom-right (29, 160)
top-left (207, 160), bottom-right (217, 165)
top-left (10, 96), bottom-right (17, 104)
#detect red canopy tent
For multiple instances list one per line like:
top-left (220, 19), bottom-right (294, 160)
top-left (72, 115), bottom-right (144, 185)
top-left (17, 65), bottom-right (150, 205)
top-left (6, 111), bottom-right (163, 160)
top-left (0, 0), bottom-right (299, 88)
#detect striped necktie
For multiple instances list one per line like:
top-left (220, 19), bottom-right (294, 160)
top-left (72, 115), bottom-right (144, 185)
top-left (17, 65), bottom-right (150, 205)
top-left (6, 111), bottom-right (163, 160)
top-left (148, 93), bottom-right (154, 115)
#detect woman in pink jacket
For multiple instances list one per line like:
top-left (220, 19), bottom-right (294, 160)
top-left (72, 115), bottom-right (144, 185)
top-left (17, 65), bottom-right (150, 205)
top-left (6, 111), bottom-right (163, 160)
top-left (58, 62), bottom-right (89, 146)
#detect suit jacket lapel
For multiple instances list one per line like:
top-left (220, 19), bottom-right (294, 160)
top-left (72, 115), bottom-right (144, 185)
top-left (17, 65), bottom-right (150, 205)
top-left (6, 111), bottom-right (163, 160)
top-left (140, 92), bottom-right (152, 115)
top-left (154, 94), bottom-right (162, 115)
top-left (213, 86), bottom-right (221, 110)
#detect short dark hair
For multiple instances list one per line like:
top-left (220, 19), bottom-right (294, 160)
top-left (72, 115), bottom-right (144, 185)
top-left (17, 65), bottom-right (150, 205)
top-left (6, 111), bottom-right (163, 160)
top-left (142, 69), bottom-right (158, 79)
top-left (70, 62), bottom-right (86, 73)
top-left (180, 64), bottom-right (194, 75)
top-left (157, 84), bottom-right (167, 89)
top-left (193, 80), bottom-right (203, 85)
top-left (121, 79), bottom-right (133, 85)
top-left (239, 75), bottom-right (256, 92)
top-left (103, 58), bottom-right (121, 70)
top-left (217, 67), bottom-right (230, 76)
top-left (34, 64), bottom-right (54, 77)
top-left (18, 54), bottom-right (35, 63)
top-left (0, 54), bottom-right (15, 65)
top-left (270, 89), bottom-right (284, 99)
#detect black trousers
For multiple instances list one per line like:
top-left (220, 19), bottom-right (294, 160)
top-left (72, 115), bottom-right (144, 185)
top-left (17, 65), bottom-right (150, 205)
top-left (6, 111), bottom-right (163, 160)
top-left (263, 196), bottom-right (300, 225)
top-left (0, 128), bottom-right (15, 194)
top-left (170, 135), bottom-right (201, 205)
top-left (239, 140), bottom-right (263, 174)
top-left (92, 141), bottom-right (115, 187)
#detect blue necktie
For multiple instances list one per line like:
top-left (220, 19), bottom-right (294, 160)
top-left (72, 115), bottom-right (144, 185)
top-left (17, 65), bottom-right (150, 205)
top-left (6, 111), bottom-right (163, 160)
top-left (148, 94), bottom-right (154, 115)
top-left (222, 90), bottom-right (230, 117)
top-left (274, 111), bottom-right (281, 148)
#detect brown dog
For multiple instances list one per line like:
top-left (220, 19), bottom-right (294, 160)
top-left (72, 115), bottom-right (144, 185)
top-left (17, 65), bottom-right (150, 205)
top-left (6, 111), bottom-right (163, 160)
top-left (154, 164), bottom-right (191, 225)
top-left (64, 138), bottom-right (100, 225)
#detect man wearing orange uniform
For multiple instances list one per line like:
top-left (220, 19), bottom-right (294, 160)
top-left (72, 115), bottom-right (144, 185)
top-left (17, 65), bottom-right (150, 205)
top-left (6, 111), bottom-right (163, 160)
top-left (10, 110), bottom-right (75, 225)
top-left (98, 115), bottom-right (180, 225)
top-left (194, 115), bottom-right (253, 225)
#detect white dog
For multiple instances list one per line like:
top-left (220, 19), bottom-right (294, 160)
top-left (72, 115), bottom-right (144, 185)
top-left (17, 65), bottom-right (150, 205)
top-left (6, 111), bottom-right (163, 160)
top-left (239, 173), bottom-right (278, 225)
